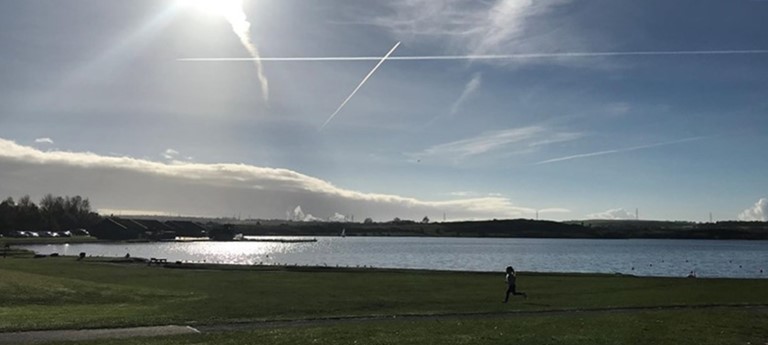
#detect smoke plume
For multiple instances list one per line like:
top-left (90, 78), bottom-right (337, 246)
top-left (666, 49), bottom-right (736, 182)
top-left (739, 198), bottom-right (768, 221)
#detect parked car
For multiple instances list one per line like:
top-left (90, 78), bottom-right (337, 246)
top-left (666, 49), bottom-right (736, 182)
top-left (58, 231), bottom-right (72, 237)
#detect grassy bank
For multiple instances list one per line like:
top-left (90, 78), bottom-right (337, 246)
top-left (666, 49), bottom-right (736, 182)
top-left (1, 255), bottom-right (767, 343)
top-left (0, 236), bottom-right (99, 246)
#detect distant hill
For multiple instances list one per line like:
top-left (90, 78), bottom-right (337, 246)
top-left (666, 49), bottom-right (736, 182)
top-left (106, 215), bottom-right (768, 240)
top-left (227, 219), bottom-right (768, 240)
top-left (564, 219), bottom-right (768, 240)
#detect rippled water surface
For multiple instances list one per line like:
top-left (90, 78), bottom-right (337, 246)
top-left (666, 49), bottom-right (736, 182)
top-left (20, 237), bottom-right (768, 278)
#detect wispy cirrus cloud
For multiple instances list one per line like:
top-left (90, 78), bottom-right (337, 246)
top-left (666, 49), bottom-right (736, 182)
top-left (535, 136), bottom-right (712, 165)
top-left (411, 126), bottom-right (582, 163)
top-left (0, 138), bottom-right (561, 221)
top-left (370, 0), bottom-right (574, 57)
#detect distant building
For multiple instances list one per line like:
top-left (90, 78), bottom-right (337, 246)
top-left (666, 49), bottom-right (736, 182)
top-left (89, 218), bottom-right (148, 240)
top-left (165, 220), bottom-right (207, 238)
top-left (131, 219), bottom-right (176, 240)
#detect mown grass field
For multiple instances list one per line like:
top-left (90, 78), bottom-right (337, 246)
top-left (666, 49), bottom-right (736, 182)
top-left (37, 308), bottom-right (768, 345)
top-left (1, 252), bottom-right (767, 344)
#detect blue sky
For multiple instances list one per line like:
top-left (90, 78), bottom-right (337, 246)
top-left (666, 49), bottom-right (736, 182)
top-left (1, 0), bottom-right (767, 221)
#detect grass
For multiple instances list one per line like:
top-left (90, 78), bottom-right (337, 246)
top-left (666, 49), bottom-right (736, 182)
top-left (0, 236), bottom-right (99, 246)
top-left (38, 308), bottom-right (768, 345)
top-left (1, 254), bottom-right (767, 344)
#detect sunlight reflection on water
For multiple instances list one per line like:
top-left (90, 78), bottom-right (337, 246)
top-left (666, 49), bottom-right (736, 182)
top-left (19, 237), bottom-right (768, 278)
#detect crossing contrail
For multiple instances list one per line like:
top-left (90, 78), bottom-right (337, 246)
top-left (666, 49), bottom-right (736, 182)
top-left (318, 41), bottom-right (401, 131)
top-left (178, 49), bottom-right (768, 62)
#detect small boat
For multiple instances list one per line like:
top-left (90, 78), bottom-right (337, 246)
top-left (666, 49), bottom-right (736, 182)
top-left (340, 228), bottom-right (346, 237)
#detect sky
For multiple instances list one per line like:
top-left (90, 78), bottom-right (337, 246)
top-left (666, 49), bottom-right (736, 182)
top-left (1, 0), bottom-right (767, 222)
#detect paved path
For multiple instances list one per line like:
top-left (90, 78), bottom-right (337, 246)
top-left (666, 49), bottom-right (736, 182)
top-left (0, 325), bottom-right (199, 344)
top-left (2, 304), bottom-right (765, 344)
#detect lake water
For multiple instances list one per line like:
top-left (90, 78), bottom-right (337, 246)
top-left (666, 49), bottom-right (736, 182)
top-left (19, 237), bottom-right (768, 278)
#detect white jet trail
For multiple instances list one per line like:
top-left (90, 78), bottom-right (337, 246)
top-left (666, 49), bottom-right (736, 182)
top-left (319, 41), bottom-right (401, 131)
top-left (534, 136), bottom-right (712, 165)
top-left (179, 49), bottom-right (768, 62)
top-left (215, 0), bottom-right (269, 101)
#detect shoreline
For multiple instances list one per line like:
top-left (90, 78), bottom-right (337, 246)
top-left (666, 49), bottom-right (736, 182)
top-left (11, 252), bottom-right (767, 280)
top-left (7, 235), bottom-right (768, 247)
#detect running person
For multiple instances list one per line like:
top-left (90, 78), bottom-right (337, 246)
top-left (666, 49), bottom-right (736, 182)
top-left (503, 266), bottom-right (527, 302)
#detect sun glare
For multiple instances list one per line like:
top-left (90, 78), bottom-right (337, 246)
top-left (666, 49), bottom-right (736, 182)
top-left (185, 0), bottom-right (245, 20)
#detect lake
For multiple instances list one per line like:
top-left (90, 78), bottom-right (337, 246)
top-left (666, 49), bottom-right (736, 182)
top-left (18, 237), bottom-right (768, 278)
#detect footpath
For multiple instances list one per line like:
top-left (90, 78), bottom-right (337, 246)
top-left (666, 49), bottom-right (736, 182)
top-left (0, 326), bottom-right (198, 344)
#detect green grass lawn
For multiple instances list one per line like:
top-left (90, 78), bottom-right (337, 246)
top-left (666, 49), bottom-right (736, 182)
top-left (38, 308), bottom-right (768, 345)
top-left (2, 254), bottom-right (768, 344)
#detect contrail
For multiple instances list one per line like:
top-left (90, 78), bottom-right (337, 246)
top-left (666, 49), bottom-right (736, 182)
top-left (319, 41), bottom-right (401, 131)
top-left (214, 0), bottom-right (269, 101)
top-left (179, 49), bottom-right (768, 62)
top-left (534, 136), bottom-right (712, 165)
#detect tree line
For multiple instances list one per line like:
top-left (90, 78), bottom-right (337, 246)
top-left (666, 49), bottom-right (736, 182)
top-left (0, 195), bottom-right (101, 232)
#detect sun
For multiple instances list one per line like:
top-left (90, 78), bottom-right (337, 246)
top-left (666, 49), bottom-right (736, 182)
top-left (184, 0), bottom-right (245, 20)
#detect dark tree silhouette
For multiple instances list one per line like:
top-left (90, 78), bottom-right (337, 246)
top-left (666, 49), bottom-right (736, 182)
top-left (0, 194), bottom-right (101, 233)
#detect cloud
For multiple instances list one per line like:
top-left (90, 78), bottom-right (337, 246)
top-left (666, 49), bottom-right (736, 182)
top-left (34, 138), bottom-right (54, 144)
top-left (471, 0), bottom-right (572, 55)
top-left (162, 148), bottom-right (179, 160)
top-left (411, 126), bottom-right (582, 163)
top-left (329, 212), bottom-right (348, 222)
top-left (738, 198), bottom-right (768, 221)
top-left (161, 149), bottom-right (194, 162)
top-left (0, 138), bottom-right (561, 221)
top-left (604, 103), bottom-right (630, 117)
top-left (371, 0), bottom-right (574, 57)
top-left (535, 135), bottom-right (712, 165)
top-left (586, 208), bottom-right (636, 220)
